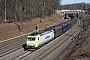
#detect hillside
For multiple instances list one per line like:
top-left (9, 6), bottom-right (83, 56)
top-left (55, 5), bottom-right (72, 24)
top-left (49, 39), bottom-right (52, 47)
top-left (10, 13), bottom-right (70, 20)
top-left (0, 14), bottom-right (63, 41)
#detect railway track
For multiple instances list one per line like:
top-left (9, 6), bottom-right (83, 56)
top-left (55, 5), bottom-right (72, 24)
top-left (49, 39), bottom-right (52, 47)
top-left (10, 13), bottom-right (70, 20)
top-left (59, 18), bottom-right (90, 60)
top-left (13, 51), bottom-right (33, 60)
top-left (31, 20), bottom-right (80, 60)
top-left (0, 18), bottom-right (81, 60)
top-left (0, 21), bottom-right (62, 60)
top-left (0, 22), bottom-right (61, 60)
top-left (11, 18), bottom-right (80, 60)
top-left (0, 39), bottom-right (25, 57)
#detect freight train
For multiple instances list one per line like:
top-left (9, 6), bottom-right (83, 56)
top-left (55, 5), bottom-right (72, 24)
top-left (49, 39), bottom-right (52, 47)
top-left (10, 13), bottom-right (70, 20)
top-left (23, 17), bottom-right (77, 50)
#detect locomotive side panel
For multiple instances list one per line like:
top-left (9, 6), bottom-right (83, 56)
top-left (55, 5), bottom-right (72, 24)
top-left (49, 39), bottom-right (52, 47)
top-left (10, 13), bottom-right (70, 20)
top-left (38, 30), bottom-right (54, 46)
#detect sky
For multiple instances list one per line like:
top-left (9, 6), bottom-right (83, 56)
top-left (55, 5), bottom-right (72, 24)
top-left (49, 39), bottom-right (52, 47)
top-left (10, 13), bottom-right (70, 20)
top-left (61, 0), bottom-right (90, 5)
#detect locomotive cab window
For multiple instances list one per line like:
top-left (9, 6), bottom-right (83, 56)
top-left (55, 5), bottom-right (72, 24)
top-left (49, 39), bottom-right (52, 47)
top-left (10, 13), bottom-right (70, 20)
top-left (27, 37), bottom-right (35, 41)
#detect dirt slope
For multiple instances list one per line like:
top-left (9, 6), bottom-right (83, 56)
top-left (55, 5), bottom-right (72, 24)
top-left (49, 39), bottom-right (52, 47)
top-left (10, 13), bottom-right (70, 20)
top-left (0, 14), bottom-right (63, 41)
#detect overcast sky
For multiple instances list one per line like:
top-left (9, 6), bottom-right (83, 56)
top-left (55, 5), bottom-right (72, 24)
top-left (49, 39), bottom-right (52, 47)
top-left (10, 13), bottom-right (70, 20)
top-left (61, 0), bottom-right (90, 5)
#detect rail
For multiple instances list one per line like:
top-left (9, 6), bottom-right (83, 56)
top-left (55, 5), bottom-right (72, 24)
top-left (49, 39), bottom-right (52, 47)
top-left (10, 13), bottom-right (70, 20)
top-left (0, 18), bottom-right (82, 60)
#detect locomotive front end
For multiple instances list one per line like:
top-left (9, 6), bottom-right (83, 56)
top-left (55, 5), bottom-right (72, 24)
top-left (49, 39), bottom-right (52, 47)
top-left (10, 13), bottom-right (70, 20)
top-left (26, 35), bottom-right (39, 50)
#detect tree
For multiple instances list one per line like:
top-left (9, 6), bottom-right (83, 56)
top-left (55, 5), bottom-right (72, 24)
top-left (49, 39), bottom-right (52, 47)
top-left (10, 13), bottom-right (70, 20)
top-left (0, 0), bottom-right (61, 23)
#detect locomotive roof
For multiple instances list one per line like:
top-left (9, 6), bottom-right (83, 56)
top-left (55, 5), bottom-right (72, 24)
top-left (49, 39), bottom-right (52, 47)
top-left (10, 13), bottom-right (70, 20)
top-left (53, 25), bottom-right (62, 30)
top-left (29, 28), bottom-right (52, 36)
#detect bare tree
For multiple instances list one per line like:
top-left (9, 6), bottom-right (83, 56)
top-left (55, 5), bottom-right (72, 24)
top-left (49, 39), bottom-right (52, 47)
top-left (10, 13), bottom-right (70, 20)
top-left (0, 0), bottom-right (61, 23)
top-left (4, 0), bottom-right (6, 23)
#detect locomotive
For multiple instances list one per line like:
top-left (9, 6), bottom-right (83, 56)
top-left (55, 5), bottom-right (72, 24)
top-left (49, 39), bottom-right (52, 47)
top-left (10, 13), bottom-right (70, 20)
top-left (23, 17), bottom-right (77, 50)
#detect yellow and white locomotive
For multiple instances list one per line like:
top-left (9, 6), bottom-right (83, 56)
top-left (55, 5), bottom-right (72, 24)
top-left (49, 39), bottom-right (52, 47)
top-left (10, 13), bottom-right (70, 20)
top-left (25, 29), bottom-right (54, 50)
